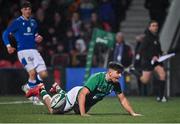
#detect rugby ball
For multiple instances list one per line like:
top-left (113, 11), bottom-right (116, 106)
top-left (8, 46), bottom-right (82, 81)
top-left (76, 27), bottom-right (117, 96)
top-left (51, 93), bottom-right (66, 109)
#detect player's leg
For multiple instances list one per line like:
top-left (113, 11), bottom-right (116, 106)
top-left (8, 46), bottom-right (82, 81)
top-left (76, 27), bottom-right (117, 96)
top-left (154, 65), bottom-right (167, 102)
top-left (41, 84), bottom-right (78, 114)
top-left (63, 86), bottom-right (82, 112)
top-left (49, 82), bottom-right (65, 94)
top-left (27, 69), bottom-right (37, 88)
top-left (38, 70), bottom-right (48, 82)
top-left (139, 61), bottom-right (153, 84)
top-left (18, 50), bottom-right (43, 105)
top-left (26, 50), bottom-right (48, 105)
top-left (140, 71), bottom-right (152, 84)
top-left (25, 83), bottom-right (53, 113)
top-left (40, 88), bottom-right (53, 114)
top-left (34, 50), bottom-right (48, 83)
top-left (18, 50), bottom-right (37, 89)
top-left (49, 83), bottom-right (82, 113)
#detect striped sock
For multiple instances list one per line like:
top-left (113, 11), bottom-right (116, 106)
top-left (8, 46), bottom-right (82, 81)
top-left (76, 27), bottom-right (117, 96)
top-left (57, 89), bottom-right (66, 94)
top-left (40, 89), bottom-right (50, 100)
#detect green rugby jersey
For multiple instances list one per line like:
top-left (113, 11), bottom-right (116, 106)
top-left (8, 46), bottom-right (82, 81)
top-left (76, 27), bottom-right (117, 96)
top-left (83, 72), bottom-right (122, 110)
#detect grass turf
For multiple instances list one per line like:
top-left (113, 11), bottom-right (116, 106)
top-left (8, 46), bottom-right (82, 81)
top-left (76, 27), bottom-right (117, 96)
top-left (0, 96), bottom-right (180, 123)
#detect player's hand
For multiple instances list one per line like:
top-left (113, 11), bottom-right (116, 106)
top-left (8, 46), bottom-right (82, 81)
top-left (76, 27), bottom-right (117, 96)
top-left (152, 56), bottom-right (159, 62)
top-left (151, 56), bottom-right (159, 64)
top-left (131, 113), bottom-right (143, 117)
top-left (82, 114), bottom-right (91, 117)
top-left (7, 46), bottom-right (16, 54)
top-left (35, 35), bottom-right (43, 43)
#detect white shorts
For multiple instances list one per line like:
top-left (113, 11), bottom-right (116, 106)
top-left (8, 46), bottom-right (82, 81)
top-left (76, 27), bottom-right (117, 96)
top-left (63, 86), bottom-right (82, 112)
top-left (18, 49), bottom-right (46, 73)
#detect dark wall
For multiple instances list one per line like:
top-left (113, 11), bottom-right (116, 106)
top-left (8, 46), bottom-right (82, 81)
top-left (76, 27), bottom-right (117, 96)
top-left (0, 69), bottom-right (27, 95)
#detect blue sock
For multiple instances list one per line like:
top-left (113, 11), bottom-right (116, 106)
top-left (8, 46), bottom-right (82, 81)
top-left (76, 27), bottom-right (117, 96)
top-left (27, 80), bottom-right (37, 88)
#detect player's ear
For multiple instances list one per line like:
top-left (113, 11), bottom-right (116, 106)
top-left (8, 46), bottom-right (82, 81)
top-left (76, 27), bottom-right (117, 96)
top-left (108, 71), bottom-right (112, 77)
top-left (21, 8), bottom-right (23, 13)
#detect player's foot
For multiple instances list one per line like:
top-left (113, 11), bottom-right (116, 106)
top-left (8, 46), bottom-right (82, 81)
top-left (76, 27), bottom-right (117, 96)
top-left (33, 96), bottom-right (44, 105)
top-left (28, 96), bottom-right (44, 105)
top-left (161, 96), bottom-right (167, 102)
top-left (49, 82), bottom-right (61, 94)
top-left (21, 83), bottom-right (30, 94)
top-left (156, 96), bottom-right (161, 102)
top-left (25, 83), bottom-right (44, 98)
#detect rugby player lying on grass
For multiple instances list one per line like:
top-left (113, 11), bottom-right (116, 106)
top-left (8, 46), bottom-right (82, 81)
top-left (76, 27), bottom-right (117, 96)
top-left (26, 61), bottom-right (142, 116)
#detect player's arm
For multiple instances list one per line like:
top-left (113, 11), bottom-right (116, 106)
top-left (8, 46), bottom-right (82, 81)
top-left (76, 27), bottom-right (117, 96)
top-left (78, 73), bottom-right (99, 116)
top-left (34, 21), bottom-right (43, 43)
top-left (117, 93), bottom-right (142, 116)
top-left (2, 20), bottom-right (18, 54)
top-left (78, 87), bottom-right (90, 117)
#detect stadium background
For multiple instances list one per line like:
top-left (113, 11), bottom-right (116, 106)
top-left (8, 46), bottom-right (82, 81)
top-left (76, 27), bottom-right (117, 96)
top-left (1, 0), bottom-right (180, 123)
top-left (0, 0), bottom-right (180, 97)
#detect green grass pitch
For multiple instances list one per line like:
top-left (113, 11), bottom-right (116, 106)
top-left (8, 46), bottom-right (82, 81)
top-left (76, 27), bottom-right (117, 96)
top-left (0, 96), bottom-right (180, 123)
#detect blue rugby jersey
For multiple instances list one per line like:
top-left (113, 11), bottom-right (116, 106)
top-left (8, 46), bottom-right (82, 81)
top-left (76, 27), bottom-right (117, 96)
top-left (2, 16), bottom-right (38, 51)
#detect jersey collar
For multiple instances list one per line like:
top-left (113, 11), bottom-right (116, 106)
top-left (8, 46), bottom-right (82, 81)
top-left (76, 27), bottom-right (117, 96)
top-left (20, 16), bottom-right (32, 21)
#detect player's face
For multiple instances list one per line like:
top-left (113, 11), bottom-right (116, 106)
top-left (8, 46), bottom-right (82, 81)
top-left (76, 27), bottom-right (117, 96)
top-left (108, 69), bottom-right (122, 82)
top-left (21, 7), bottom-right (32, 19)
top-left (149, 22), bottom-right (159, 33)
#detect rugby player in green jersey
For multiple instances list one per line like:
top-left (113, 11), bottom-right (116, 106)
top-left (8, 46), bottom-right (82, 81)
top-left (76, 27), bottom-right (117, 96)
top-left (26, 61), bottom-right (142, 116)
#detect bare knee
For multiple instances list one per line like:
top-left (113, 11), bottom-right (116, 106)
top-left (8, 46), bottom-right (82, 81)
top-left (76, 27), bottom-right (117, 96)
top-left (158, 72), bottom-right (166, 80)
top-left (39, 71), bottom-right (48, 80)
top-left (140, 72), bottom-right (152, 84)
top-left (155, 65), bottom-right (166, 80)
top-left (140, 77), bottom-right (150, 84)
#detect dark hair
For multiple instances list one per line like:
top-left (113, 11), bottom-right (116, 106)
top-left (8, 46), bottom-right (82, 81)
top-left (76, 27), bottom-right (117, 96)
top-left (148, 20), bottom-right (158, 27)
top-left (21, 1), bottom-right (32, 9)
top-left (108, 61), bottom-right (124, 73)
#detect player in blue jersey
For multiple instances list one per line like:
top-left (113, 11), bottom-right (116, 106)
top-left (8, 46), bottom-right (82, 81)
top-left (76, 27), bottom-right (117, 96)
top-left (2, 1), bottom-right (47, 105)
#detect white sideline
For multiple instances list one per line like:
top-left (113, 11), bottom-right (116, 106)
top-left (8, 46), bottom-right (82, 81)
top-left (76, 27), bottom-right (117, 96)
top-left (0, 100), bottom-right (32, 105)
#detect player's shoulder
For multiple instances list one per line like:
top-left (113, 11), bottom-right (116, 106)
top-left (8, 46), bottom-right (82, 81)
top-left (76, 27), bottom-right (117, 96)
top-left (9, 16), bottom-right (22, 25)
top-left (91, 72), bottom-right (105, 78)
top-left (16, 16), bottom-right (26, 21)
top-left (30, 18), bottom-right (37, 22)
top-left (30, 18), bottom-right (38, 25)
top-left (12, 16), bottom-right (21, 23)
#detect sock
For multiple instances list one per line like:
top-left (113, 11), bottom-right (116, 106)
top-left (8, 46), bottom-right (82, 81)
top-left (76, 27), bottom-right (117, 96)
top-left (40, 88), bottom-right (50, 100)
top-left (155, 79), bottom-right (160, 97)
top-left (57, 88), bottom-right (66, 95)
top-left (159, 80), bottom-right (166, 99)
top-left (36, 74), bottom-right (43, 84)
top-left (27, 79), bottom-right (37, 88)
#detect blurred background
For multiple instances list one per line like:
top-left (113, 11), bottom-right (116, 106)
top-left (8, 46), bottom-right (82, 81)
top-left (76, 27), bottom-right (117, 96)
top-left (0, 0), bottom-right (180, 97)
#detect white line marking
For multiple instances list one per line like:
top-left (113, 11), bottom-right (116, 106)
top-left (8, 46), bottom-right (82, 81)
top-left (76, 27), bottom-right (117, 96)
top-left (0, 101), bottom-right (32, 105)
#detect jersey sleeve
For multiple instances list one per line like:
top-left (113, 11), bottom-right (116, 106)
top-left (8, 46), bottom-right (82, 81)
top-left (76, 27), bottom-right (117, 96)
top-left (113, 82), bottom-right (122, 95)
top-left (2, 20), bottom-right (19, 46)
top-left (84, 73), bottom-right (99, 92)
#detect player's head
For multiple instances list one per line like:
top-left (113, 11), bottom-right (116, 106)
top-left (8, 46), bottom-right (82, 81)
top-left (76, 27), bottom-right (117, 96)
top-left (21, 1), bottom-right (32, 19)
top-left (148, 20), bottom-right (159, 34)
top-left (107, 61), bottom-right (124, 82)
